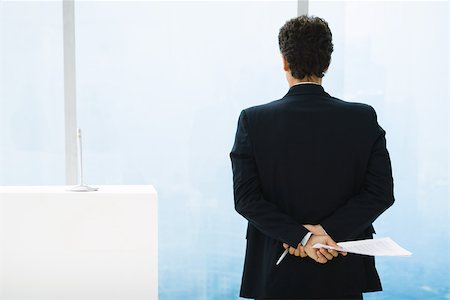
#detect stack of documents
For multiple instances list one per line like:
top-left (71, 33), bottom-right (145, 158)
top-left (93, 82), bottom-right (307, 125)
top-left (312, 237), bottom-right (412, 256)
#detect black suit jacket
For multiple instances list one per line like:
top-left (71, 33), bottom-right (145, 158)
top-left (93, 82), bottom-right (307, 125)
top-left (230, 83), bottom-right (395, 299)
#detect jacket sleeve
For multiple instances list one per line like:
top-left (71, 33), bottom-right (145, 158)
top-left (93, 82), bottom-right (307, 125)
top-left (230, 110), bottom-right (309, 247)
top-left (320, 106), bottom-right (395, 241)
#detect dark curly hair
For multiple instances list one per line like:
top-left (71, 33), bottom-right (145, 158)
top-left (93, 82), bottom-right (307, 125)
top-left (278, 15), bottom-right (333, 80)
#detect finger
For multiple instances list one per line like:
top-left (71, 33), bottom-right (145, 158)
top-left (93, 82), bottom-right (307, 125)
top-left (319, 248), bottom-right (333, 260)
top-left (299, 247), bottom-right (307, 258)
top-left (294, 248), bottom-right (300, 256)
top-left (308, 251), bottom-right (318, 262)
top-left (320, 248), bottom-right (334, 260)
top-left (339, 251), bottom-right (348, 256)
top-left (283, 243), bottom-right (289, 249)
top-left (316, 250), bottom-right (327, 264)
top-left (328, 249), bottom-right (339, 257)
top-left (289, 247), bottom-right (295, 255)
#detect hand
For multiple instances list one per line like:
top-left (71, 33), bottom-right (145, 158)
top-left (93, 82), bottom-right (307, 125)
top-left (303, 224), bottom-right (327, 235)
top-left (303, 224), bottom-right (348, 258)
top-left (282, 242), bottom-right (307, 258)
top-left (305, 234), bottom-right (346, 264)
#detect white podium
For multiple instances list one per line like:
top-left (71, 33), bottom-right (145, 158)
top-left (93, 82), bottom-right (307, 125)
top-left (0, 185), bottom-right (158, 300)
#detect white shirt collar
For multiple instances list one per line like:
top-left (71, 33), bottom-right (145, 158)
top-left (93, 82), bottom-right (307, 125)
top-left (292, 81), bottom-right (321, 86)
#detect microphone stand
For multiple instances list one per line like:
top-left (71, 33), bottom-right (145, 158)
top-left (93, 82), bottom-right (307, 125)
top-left (68, 128), bottom-right (98, 192)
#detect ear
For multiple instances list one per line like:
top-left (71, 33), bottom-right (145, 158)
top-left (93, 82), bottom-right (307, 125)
top-left (281, 54), bottom-right (289, 72)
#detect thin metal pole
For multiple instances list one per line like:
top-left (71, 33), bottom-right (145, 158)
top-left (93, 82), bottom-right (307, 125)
top-left (298, 0), bottom-right (309, 16)
top-left (77, 128), bottom-right (84, 186)
top-left (63, 0), bottom-right (78, 185)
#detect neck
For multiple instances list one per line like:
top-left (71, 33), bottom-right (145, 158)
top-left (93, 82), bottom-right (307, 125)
top-left (287, 75), bottom-right (322, 87)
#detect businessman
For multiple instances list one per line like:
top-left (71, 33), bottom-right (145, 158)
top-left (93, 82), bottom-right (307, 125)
top-left (230, 15), bottom-right (395, 300)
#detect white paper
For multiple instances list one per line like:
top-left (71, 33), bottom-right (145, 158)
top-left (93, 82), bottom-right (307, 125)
top-left (312, 237), bottom-right (412, 256)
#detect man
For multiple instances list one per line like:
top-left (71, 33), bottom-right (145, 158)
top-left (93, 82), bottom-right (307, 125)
top-left (229, 15), bottom-right (395, 300)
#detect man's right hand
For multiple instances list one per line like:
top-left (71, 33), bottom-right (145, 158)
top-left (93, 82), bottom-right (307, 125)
top-left (305, 234), bottom-right (347, 264)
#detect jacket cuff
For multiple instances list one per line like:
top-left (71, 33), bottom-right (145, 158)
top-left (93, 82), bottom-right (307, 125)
top-left (285, 225), bottom-right (310, 247)
top-left (320, 220), bottom-right (339, 241)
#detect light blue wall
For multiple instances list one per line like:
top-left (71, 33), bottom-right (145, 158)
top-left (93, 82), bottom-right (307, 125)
top-left (0, 1), bottom-right (65, 185)
top-left (0, 1), bottom-right (448, 299)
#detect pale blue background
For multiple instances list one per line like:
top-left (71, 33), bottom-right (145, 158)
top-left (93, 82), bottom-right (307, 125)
top-left (0, 1), bottom-right (448, 299)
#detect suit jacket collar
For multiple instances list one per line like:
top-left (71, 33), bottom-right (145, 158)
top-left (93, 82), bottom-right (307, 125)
top-left (283, 83), bottom-right (331, 98)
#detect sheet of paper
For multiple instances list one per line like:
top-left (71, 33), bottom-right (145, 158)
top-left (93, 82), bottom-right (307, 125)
top-left (312, 237), bottom-right (412, 256)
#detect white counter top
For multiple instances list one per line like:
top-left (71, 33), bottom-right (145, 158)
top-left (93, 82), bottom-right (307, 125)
top-left (0, 184), bottom-right (157, 194)
top-left (0, 185), bottom-right (158, 300)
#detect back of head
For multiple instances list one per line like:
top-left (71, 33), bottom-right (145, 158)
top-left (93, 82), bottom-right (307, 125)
top-left (278, 15), bottom-right (334, 80)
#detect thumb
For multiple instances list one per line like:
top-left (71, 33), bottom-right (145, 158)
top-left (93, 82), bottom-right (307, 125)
top-left (326, 236), bottom-right (342, 249)
top-left (325, 237), bottom-right (347, 256)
